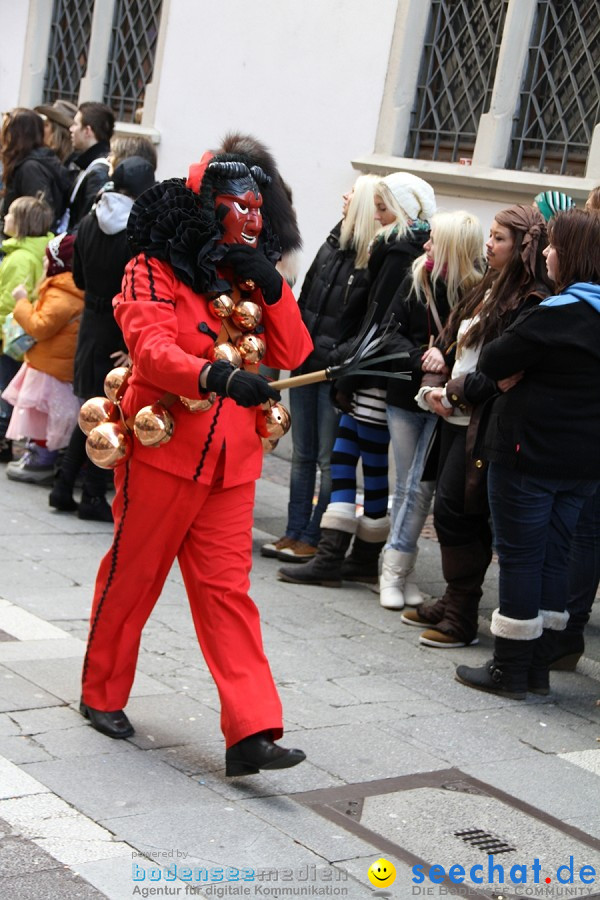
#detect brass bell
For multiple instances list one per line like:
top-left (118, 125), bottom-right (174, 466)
top-left (261, 436), bottom-right (279, 455)
top-left (214, 342), bottom-right (242, 367)
top-left (236, 333), bottom-right (266, 365)
top-left (238, 278), bottom-right (256, 292)
top-left (259, 402), bottom-right (291, 439)
top-left (180, 393), bottom-right (217, 412)
top-left (104, 366), bottom-right (130, 403)
top-left (133, 403), bottom-right (174, 447)
top-left (211, 294), bottom-right (235, 317)
top-left (86, 421), bottom-right (132, 469)
top-left (231, 300), bottom-right (262, 332)
top-left (79, 397), bottom-right (117, 436)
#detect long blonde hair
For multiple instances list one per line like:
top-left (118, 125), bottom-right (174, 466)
top-left (411, 210), bottom-right (485, 310)
top-left (373, 180), bottom-right (412, 243)
top-left (339, 174), bottom-right (380, 269)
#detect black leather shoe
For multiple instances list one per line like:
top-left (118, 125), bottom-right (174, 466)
top-left (225, 731), bottom-right (306, 777)
top-left (79, 701), bottom-right (134, 739)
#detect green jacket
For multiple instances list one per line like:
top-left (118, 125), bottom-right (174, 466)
top-left (0, 234), bottom-right (52, 332)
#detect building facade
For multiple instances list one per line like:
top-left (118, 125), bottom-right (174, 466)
top-left (2, 0), bottom-right (598, 277)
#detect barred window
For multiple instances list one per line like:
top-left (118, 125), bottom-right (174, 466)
top-left (103, 0), bottom-right (163, 123)
top-left (406, 0), bottom-right (509, 162)
top-left (509, 0), bottom-right (600, 176)
top-left (42, 0), bottom-right (95, 105)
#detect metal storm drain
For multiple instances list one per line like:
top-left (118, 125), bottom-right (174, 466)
top-left (293, 768), bottom-right (600, 899)
top-left (454, 829), bottom-right (517, 855)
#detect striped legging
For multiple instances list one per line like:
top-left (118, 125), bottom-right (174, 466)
top-left (329, 413), bottom-right (390, 519)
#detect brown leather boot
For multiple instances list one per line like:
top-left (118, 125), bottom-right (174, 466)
top-left (418, 542), bottom-right (492, 648)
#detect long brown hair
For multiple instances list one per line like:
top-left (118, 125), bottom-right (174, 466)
top-left (548, 208), bottom-right (600, 292)
top-left (1, 108), bottom-right (45, 190)
top-left (441, 205), bottom-right (553, 350)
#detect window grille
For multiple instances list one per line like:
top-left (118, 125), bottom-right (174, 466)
top-left (406, 0), bottom-right (508, 162)
top-left (509, 0), bottom-right (600, 176)
top-left (42, 0), bottom-right (95, 105)
top-left (103, 0), bottom-right (163, 123)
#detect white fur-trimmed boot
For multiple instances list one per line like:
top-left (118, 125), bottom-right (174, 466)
top-left (379, 549), bottom-right (424, 610)
top-left (528, 609), bottom-right (570, 695)
top-left (455, 611), bottom-right (543, 700)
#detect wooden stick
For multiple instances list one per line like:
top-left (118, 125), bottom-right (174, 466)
top-left (271, 370), bottom-right (329, 390)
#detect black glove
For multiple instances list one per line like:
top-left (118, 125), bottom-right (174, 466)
top-left (203, 360), bottom-right (281, 408)
top-left (222, 245), bottom-right (283, 304)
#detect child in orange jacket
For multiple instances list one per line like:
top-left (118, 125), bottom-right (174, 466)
top-left (3, 233), bottom-right (84, 483)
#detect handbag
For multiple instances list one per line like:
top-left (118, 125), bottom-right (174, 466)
top-left (1, 312), bottom-right (36, 361)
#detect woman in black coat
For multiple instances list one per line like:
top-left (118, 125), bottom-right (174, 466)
top-left (49, 156), bottom-right (155, 521)
top-left (456, 208), bottom-right (600, 700)
top-left (1, 108), bottom-right (70, 232)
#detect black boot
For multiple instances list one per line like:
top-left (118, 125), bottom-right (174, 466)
top-left (545, 630), bottom-right (585, 671)
top-left (225, 731), bottom-right (306, 777)
top-left (341, 538), bottom-right (386, 584)
top-left (277, 528), bottom-right (353, 587)
top-left (78, 491), bottom-right (113, 522)
top-left (49, 472), bottom-right (79, 512)
top-left (0, 438), bottom-right (13, 463)
top-left (456, 612), bottom-right (543, 699)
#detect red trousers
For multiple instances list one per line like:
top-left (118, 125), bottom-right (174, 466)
top-left (81, 453), bottom-right (283, 747)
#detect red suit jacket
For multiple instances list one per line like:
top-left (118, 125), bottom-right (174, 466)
top-left (114, 252), bottom-right (313, 487)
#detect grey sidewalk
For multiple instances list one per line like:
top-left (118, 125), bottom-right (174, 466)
top-left (0, 451), bottom-right (599, 900)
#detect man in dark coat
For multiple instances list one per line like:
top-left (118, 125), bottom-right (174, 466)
top-left (67, 102), bottom-right (114, 231)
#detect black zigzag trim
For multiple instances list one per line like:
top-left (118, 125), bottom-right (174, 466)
top-left (81, 461), bottom-right (132, 687)
top-left (142, 253), bottom-right (176, 307)
top-left (192, 397), bottom-right (224, 482)
top-left (130, 255), bottom-right (139, 302)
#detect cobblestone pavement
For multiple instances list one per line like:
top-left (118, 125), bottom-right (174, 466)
top-left (0, 451), bottom-right (599, 900)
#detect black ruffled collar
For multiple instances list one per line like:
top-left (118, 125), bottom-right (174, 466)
top-left (127, 178), bottom-right (281, 295)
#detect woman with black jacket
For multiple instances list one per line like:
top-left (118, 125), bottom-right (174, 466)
top-left (456, 208), bottom-right (600, 699)
top-left (262, 174), bottom-right (379, 562)
top-left (278, 171), bottom-right (436, 587)
top-left (380, 210), bottom-right (484, 610)
top-left (406, 205), bottom-right (552, 649)
top-left (1, 108), bottom-right (70, 232)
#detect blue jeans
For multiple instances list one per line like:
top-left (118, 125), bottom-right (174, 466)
top-left (567, 484), bottom-right (600, 632)
top-left (386, 405), bottom-right (436, 553)
top-left (487, 462), bottom-right (600, 620)
top-left (286, 382), bottom-right (340, 545)
top-left (0, 353), bottom-right (21, 440)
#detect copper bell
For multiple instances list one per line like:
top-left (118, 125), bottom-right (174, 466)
top-left (79, 397), bottom-right (117, 436)
top-left (179, 393), bottom-right (217, 412)
top-left (211, 293), bottom-right (235, 318)
top-left (214, 342), bottom-right (243, 367)
top-left (238, 278), bottom-right (256, 292)
top-left (86, 421), bottom-right (132, 469)
top-left (260, 402), bottom-right (291, 439)
top-left (236, 333), bottom-right (266, 365)
top-left (261, 436), bottom-right (279, 455)
top-left (133, 403), bottom-right (174, 447)
top-left (104, 366), bottom-right (130, 403)
top-left (231, 300), bottom-right (262, 332)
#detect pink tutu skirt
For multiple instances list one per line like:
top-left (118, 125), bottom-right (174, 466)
top-left (3, 363), bottom-right (82, 451)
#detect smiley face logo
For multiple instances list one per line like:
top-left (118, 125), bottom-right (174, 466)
top-left (367, 857), bottom-right (396, 888)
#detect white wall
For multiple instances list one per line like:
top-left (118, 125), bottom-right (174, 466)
top-left (152, 0), bottom-right (398, 286)
top-left (0, 2), bottom-right (30, 114)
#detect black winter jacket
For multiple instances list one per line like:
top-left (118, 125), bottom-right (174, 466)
top-left (293, 222), bottom-right (371, 375)
top-left (477, 285), bottom-right (600, 479)
top-left (67, 141), bottom-right (111, 231)
top-left (336, 224), bottom-right (429, 395)
top-left (1, 147), bottom-right (71, 230)
top-left (385, 274), bottom-right (451, 411)
top-left (72, 201), bottom-right (130, 397)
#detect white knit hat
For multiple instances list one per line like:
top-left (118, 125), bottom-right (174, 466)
top-left (382, 172), bottom-right (436, 222)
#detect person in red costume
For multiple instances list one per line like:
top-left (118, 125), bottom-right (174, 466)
top-left (79, 148), bottom-right (313, 777)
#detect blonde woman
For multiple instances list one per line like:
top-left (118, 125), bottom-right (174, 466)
top-left (380, 211), bottom-right (484, 609)
top-left (278, 171), bottom-right (437, 585)
top-left (262, 174), bottom-right (381, 561)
